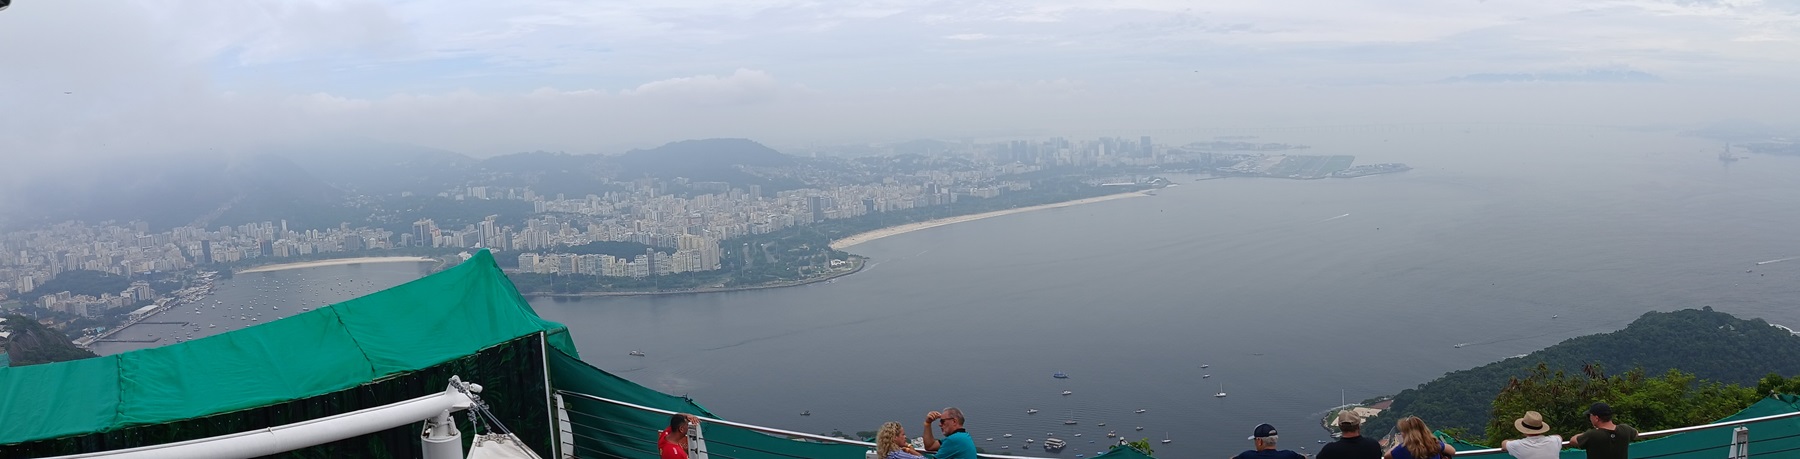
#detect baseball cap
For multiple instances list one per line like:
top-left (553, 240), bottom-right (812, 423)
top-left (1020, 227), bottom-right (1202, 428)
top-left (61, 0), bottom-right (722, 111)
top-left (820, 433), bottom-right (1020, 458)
top-left (1336, 410), bottom-right (1362, 426)
top-left (1587, 402), bottom-right (1613, 417)
top-left (1249, 423), bottom-right (1278, 439)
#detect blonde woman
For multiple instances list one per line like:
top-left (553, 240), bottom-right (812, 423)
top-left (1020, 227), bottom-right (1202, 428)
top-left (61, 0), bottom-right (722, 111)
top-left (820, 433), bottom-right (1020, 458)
top-left (1384, 416), bottom-right (1456, 459)
top-left (876, 421), bottom-right (925, 459)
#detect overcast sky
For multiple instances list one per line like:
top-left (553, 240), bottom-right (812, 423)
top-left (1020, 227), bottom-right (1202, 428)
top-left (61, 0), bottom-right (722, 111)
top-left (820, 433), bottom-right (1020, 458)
top-left (3, 0), bottom-right (1798, 167)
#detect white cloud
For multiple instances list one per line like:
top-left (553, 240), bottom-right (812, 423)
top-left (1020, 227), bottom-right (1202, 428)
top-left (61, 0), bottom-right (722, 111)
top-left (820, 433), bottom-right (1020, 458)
top-left (0, 0), bottom-right (1798, 183)
top-left (621, 69), bottom-right (792, 106)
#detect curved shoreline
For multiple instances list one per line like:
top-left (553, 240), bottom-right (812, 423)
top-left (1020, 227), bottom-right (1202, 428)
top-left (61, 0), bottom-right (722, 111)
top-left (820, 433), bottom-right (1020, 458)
top-left (521, 257), bottom-right (866, 297)
top-left (237, 257), bottom-right (437, 274)
top-left (829, 191), bottom-right (1149, 250)
top-left (521, 190), bottom-right (1146, 297)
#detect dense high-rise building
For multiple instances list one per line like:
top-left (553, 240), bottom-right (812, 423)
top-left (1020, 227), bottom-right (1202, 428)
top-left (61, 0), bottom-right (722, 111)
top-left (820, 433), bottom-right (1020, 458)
top-left (413, 219), bottom-right (436, 247)
top-left (1141, 136), bottom-right (1153, 158)
top-left (808, 196), bottom-right (826, 222)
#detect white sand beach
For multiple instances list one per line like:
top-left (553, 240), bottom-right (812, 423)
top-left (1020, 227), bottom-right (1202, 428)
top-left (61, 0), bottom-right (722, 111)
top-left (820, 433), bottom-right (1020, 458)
top-left (830, 191), bottom-right (1148, 250)
top-left (237, 256), bottom-right (438, 274)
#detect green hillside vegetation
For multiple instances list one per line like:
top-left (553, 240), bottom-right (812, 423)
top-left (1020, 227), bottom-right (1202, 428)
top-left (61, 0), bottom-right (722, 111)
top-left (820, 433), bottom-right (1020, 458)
top-left (21, 270), bottom-right (130, 303)
top-left (2, 314), bottom-right (98, 366)
top-left (1480, 364), bottom-right (1778, 445)
top-left (1366, 308), bottom-right (1800, 437)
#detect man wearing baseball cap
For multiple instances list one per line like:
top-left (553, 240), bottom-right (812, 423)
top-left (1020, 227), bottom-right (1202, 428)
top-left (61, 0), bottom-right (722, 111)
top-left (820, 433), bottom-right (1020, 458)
top-left (1232, 423), bottom-right (1307, 459)
top-left (1570, 402), bottom-right (1636, 459)
top-left (1500, 411), bottom-right (1562, 459)
top-left (1316, 410), bottom-right (1381, 459)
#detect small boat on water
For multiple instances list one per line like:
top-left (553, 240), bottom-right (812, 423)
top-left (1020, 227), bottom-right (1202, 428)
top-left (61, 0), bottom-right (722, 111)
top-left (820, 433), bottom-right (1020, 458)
top-left (1162, 433), bottom-right (1172, 444)
top-left (800, 411), bottom-right (810, 416)
top-left (1062, 390), bottom-right (1073, 396)
top-left (628, 350), bottom-right (646, 356)
top-left (1135, 409), bottom-right (1146, 413)
top-left (1203, 374), bottom-right (1211, 378)
top-left (1043, 438), bottom-right (1066, 452)
top-left (1003, 434), bottom-right (1013, 438)
top-left (1064, 420), bottom-right (1077, 425)
top-left (1097, 422), bottom-right (1105, 426)
top-left (1053, 372), bottom-right (1068, 379)
top-left (1200, 364), bottom-right (1210, 368)
top-left (1027, 409), bottom-right (1039, 414)
top-left (1106, 431), bottom-right (1116, 438)
top-left (1135, 426), bottom-right (1143, 431)
top-left (1214, 383), bottom-right (1227, 398)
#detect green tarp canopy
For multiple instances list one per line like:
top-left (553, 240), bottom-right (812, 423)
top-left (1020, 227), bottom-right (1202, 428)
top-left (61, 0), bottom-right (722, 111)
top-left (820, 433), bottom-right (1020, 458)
top-left (0, 250), bottom-right (576, 447)
top-left (1440, 394), bottom-right (1800, 459)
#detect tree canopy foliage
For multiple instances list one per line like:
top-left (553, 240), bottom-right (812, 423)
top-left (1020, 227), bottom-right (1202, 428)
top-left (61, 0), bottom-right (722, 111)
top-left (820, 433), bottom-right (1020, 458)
top-left (1483, 364), bottom-right (1759, 445)
top-left (21, 270), bottom-right (130, 303)
top-left (3, 314), bottom-right (98, 366)
top-left (1367, 308), bottom-right (1800, 437)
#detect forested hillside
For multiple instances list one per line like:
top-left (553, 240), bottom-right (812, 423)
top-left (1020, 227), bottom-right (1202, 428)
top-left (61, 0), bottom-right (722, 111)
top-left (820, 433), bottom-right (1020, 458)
top-left (1366, 308), bottom-right (1800, 437)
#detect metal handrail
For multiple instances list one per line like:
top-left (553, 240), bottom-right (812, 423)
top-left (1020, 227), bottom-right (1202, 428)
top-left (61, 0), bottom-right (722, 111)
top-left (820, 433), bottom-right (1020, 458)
top-left (1454, 409), bottom-right (1800, 456)
top-left (562, 389), bottom-right (1800, 458)
top-left (556, 390), bottom-right (1075, 459)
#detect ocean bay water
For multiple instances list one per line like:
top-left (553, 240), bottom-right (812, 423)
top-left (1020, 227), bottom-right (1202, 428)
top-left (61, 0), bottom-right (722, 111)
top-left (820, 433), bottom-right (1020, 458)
top-left (528, 128), bottom-right (1800, 457)
top-left (94, 127), bottom-right (1800, 458)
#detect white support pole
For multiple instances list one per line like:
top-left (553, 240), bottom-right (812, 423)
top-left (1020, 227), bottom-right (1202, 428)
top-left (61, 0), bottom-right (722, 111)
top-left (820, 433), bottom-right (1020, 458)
top-left (1729, 426), bottom-right (1749, 459)
top-left (554, 394), bottom-right (576, 458)
top-left (690, 419), bottom-right (709, 459)
top-left (421, 408), bottom-right (464, 459)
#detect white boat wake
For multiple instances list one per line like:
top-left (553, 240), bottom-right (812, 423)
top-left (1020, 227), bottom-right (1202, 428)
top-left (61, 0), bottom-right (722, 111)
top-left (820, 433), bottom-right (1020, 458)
top-left (1756, 256), bottom-right (1799, 265)
top-left (1320, 213), bottom-right (1351, 223)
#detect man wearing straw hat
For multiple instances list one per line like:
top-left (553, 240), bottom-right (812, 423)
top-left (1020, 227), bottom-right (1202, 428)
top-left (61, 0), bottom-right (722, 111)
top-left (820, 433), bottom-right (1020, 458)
top-left (1500, 411), bottom-right (1562, 459)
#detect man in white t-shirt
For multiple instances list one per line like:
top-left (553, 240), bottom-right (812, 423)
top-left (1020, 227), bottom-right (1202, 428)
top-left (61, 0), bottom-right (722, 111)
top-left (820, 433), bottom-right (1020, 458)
top-left (1501, 411), bottom-right (1563, 459)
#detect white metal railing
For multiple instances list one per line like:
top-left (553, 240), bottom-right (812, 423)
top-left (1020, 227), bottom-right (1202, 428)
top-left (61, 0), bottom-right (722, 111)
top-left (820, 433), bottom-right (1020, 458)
top-left (562, 389), bottom-right (1800, 459)
top-left (45, 377), bottom-right (478, 459)
top-left (1454, 409), bottom-right (1800, 457)
top-left (556, 390), bottom-right (1087, 459)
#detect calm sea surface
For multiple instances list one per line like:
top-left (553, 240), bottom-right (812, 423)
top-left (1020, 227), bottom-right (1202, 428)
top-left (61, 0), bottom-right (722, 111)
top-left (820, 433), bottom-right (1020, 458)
top-left (110, 127), bottom-right (1800, 457)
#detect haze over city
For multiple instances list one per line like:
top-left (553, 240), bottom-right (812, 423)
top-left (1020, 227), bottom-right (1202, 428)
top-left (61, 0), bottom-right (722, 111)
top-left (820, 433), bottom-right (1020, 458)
top-left (7, 2), bottom-right (1800, 458)
top-left (5, 0), bottom-right (1799, 166)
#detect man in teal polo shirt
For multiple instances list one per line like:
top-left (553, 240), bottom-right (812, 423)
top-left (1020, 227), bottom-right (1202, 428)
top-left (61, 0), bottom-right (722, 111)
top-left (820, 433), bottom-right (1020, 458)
top-left (923, 407), bottom-right (976, 459)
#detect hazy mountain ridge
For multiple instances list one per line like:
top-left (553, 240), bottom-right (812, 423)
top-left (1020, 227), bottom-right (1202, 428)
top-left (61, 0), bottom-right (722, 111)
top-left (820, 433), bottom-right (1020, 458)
top-left (2, 154), bottom-right (347, 232)
top-left (1365, 308), bottom-right (1800, 436)
top-left (2, 138), bottom-right (818, 232)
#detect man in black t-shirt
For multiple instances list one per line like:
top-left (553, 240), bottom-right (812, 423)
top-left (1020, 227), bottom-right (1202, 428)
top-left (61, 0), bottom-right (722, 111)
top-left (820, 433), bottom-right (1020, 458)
top-left (1571, 402), bottom-right (1637, 459)
top-left (1316, 410), bottom-right (1381, 459)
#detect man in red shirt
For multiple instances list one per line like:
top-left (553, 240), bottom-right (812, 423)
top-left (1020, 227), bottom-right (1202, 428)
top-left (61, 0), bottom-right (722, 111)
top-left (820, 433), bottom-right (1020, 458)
top-left (660, 413), bottom-right (699, 459)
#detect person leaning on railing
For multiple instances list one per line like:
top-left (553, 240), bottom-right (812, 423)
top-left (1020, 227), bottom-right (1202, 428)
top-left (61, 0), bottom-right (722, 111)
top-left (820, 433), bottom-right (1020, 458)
top-left (1384, 417), bottom-right (1455, 459)
top-left (1570, 403), bottom-right (1636, 459)
top-left (1233, 423), bottom-right (1307, 459)
top-left (1317, 410), bottom-right (1382, 459)
top-left (1499, 411), bottom-right (1560, 459)
top-left (876, 421), bottom-right (926, 459)
top-left (923, 407), bottom-right (976, 459)
top-left (660, 413), bottom-right (699, 459)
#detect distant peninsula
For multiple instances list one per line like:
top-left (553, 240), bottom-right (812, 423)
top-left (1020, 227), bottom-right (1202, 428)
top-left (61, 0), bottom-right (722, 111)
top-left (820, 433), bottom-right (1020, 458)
top-left (1203, 154), bottom-right (1411, 180)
